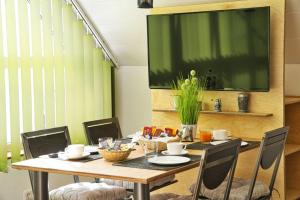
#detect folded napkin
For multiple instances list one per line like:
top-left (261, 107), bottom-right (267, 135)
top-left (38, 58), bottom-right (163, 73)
top-left (210, 141), bottom-right (228, 145)
top-left (210, 141), bottom-right (249, 146)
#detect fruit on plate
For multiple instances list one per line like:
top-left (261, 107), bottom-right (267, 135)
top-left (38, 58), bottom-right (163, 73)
top-left (142, 126), bottom-right (178, 138)
top-left (165, 127), bottom-right (178, 137)
top-left (153, 128), bottom-right (164, 137)
top-left (142, 126), bottom-right (154, 136)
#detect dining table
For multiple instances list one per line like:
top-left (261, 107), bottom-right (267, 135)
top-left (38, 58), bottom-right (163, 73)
top-left (12, 139), bottom-right (260, 200)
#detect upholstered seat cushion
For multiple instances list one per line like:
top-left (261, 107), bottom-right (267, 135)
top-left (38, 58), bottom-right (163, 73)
top-left (189, 178), bottom-right (270, 200)
top-left (100, 175), bottom-right (176, 190)
top-left (151, 193), bottom-right (192, 200)
top-left (24, 182), bottom-right (127, 200)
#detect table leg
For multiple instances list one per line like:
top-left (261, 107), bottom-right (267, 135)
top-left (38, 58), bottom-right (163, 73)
top-left (33, 171), bottom-right (49, 200)
top-left (134, 183), bottom-right (150, 200)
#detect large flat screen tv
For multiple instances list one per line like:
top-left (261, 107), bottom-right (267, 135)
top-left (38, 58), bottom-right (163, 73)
top-left (147, 7), bottom-right (270, 91)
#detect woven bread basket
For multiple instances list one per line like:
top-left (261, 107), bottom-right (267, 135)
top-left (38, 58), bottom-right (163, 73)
top-left (99, 149), bottom-right (132, 162)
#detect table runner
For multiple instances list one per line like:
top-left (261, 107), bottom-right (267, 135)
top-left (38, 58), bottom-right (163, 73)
top-left (187, 140), bottom-right (260, 152)
top-left (113, 153), bottom-right (202, 171)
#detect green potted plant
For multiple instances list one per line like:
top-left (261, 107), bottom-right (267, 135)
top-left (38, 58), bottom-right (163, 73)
top-left (172, 70), bottom-right (206, 139)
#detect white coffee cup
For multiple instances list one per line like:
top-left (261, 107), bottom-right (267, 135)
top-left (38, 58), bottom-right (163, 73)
top-left (167, 142), bottom-right (186, 155)
top-left (212, 130), bottom-right (231, 140)
top-left (65, 144), bottom-right (84, 157)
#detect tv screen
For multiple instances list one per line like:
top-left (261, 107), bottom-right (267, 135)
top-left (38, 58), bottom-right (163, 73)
top-left (147, 7), bottom-right (270, 91)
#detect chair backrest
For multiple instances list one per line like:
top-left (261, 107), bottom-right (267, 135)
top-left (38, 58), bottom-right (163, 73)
top-left (21, 126), bottom-right (72, 190)
top-left (247, 126), bottom-right (289, 200)
top-left (192, 139), bottom-right (242, 200)
top-left (83, 117), bottom-right (122, 145)
top-left (22, 126), bottom-right (71, 159)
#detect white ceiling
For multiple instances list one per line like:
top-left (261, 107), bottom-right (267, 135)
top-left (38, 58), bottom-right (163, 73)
top-left (76, 0), bottom-right (240, 67)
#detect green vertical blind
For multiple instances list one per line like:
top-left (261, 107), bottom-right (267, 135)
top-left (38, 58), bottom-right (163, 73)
top-left (0, 0), bottom-right (113, 171)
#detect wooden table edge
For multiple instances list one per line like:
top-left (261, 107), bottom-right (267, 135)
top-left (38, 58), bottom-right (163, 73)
top-left (11, 159), bottom-right (201, 184)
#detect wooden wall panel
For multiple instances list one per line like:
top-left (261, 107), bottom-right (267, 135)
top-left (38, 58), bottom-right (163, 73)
top-left (285, 103), bottom-right (300, 144)
top-left (286, 152), bottom-right (300, 190)
top-left (150, 0), bottom-right (286, 198)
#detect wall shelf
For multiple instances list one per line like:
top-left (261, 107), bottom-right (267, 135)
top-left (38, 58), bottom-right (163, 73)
top-left (152, 109), bottom-right (273, 117)
top-left (285, 144), bottom-right (300, 156)
top-left (285, 96), bottom-right (300, 105)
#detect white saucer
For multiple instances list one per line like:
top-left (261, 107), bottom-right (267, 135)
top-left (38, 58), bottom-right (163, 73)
top-left (148, 156), bottom-right (191, 166)
top-left (62, 152), bottom-right (90, 160)
top-left (161, 150), bottom-right (188, 156)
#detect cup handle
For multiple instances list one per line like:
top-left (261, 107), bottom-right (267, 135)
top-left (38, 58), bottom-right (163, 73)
top-left (183, 144), bottom-right (187, 150)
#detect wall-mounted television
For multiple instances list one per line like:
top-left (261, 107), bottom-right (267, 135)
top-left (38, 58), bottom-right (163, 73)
top-left (147, 7), bottom-right (270, 91)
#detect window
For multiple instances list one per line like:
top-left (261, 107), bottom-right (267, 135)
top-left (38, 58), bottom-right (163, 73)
top-left (0, 0), bottom-right (113, 171)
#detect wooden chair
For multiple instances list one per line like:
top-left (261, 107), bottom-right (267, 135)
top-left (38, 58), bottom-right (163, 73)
top-left (83, 117), bottom-right (176, 192)
top-left (22, 126), bottom-right (127, 200)
top-left (151, 139), bottom-right (242, 200)
top-left (189, 127), bottom-right (289, 200)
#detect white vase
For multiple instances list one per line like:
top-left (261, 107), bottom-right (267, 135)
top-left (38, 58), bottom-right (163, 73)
top-left (181, 124), bottom-right (197, 141)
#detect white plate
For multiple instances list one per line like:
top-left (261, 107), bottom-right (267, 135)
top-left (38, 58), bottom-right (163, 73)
top-left (148, 156), bottom-right (191, 166)
top-left (60, 152), bottom-right (90, 160)
top-left (241, 141), bottom-right (248, 147)
top-left (161, 150), bottom-right (188, 156)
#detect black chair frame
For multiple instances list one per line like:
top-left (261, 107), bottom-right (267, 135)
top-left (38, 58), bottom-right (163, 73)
top-left (83, 117), bottom-right (122, 145)
top-left (192, 139), bottom-right (242, 200)
top-left (21, 126), bottom-right (80, 192)
top-left (246, 126), bottom-right (289, 200)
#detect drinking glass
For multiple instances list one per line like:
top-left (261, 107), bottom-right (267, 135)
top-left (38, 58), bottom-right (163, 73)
top-left (153, 138), bottom-right (159, 157)
top-left (98, 137), bottom-right (113, 148)
top-left (199, 130), bottom-right (212, 142)
top-left (142, 139), bottom-right (149, 158)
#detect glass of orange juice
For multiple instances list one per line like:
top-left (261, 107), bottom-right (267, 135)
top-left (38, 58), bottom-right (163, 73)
top-left (199, 130), bottom-right (212, 142)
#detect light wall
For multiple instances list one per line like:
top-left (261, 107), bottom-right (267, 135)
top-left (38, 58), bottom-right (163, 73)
top-left (114, 66), bottom-right (152, 136)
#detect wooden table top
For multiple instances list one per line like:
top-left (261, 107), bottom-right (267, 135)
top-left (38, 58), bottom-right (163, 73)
top-left (12, 139), bottom-right (260, 184)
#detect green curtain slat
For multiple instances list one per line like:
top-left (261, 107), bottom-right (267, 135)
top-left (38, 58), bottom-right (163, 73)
top-left (72, 18), bottom-right (86, 144)
top-left (31, 0), bottom-right (44, 130)
top-left (6, 0), bottom-right (21, 162)
top-left (19, 0), bottom-right (32, 132)
top-left (53, 0), bottom-right (65, 126)
top-left (103, 60), bottom-right (112, 118)
top-left (83, 35), bottom-right (95, 121)
top-left (0, 8), bottom-right (8, 171)
top-left (93, 48), bottom-right (104, 119)
top-left (41, 0), bottom-right (55, 128)
top-left (63, 4), bottom-right (77, 143)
